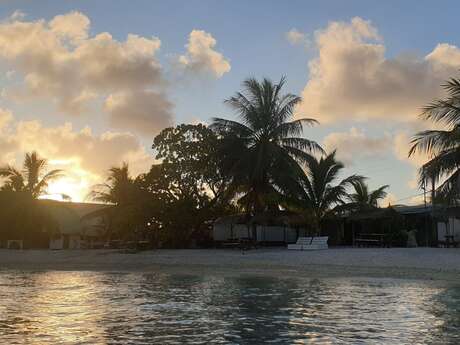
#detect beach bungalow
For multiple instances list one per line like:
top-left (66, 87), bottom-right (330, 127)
top-left (343, 204), bottom-right (460, 247)
top-left (213, 211), bottom-right (307, 245)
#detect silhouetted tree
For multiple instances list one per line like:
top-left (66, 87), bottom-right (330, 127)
top-left (211, 77), bottom-right (323, 215)
top-left (409, 77), bottom-right (460, 204)
top-left (347, 179), bottom-right (389, 211)
top-left (293, 152), bottom-right (363, 234)
top-left (0, 151), bottom-right (63, 198)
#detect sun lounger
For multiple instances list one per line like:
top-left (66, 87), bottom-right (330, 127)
top-left (287, 236), bottom-right (329, 250)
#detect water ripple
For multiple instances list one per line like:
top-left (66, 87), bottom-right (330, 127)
top-left (0, 271), bottom-right (459, 344)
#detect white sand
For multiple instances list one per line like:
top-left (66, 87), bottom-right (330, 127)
top-left (1, 247), bottom-right (460, 281)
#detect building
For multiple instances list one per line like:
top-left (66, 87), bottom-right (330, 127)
top-left (213, 211), bottom-right (308, 245)
top-left (344, 204), bottom-right (460, 247)
top-left (44, 200), bottom-right (112, 249)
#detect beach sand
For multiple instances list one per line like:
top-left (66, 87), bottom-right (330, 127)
top-left (1, 247), bottom-right (460, 282)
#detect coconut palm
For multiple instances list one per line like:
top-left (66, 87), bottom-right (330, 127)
top-left (89, 163), bottom-right (134, 205)
top-left (347, 179), bottom-right (389, 211)
top-left (89, 163), bottom-right (153, 240)
top-left (409, 77), bottom-right (460, 204)
top-left (0, 151), bottom-right (63, 199)
top-left (211, 77), bottom-right (323, 214)
top-left (295, 151), bottom-right (363, 233)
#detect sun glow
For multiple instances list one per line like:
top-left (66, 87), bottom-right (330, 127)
top-left (43, 176), bottom-right (89, 202)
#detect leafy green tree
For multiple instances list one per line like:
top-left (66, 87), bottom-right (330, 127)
top-left (294, 152), bottom-right (363, 234)
top-left (0, 151), bottom-right (63, 199)
top-left (147, 124), bottom-right (237, 247)
top-left (152, 123), bottom-right (234, 207)
top-left (409, 77), bottom-right (460, 204)
top-left (211, 77), bottom-right (322, 214)
top-left (347, 180), bottom-right (389, 211)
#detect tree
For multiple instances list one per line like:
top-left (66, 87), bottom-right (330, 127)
top-left (89, 163), bottom-right (152, 240)
top-left (409, 77), bottom-right (460, 204)
top-left (152, 123), bottom-right (234, 207)
top-left (211, 77), bottom-right (322, 215)
top-left (147, 124), bottom-right (237, 247)
top-left (89, 163), bottom-right (134, 205)
top-left (347, 179), bottom-right (389, 211)
top-left (294, 151), bottom-right (363, 233)
top-left (0, 151), bottom-right (63, 199)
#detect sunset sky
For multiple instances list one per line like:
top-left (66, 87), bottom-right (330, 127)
top-left (1, 0), bottom-right (459, 203)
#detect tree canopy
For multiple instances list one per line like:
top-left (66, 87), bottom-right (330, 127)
top-left (211, 77), bottom-right (323, 214)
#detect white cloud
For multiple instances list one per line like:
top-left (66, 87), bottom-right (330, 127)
top-left (0, 11), bottom-right (172, 135)
top-left (178, 30), bottom-right (231, 78)
top-left (323, 127), bottom-right (390, 165)
top-left (49, 11), bottom-right (90, 42)
top-left (286, 28), bottom-right (310, 48)
top-left (297, 17), bottom-right (460, 124)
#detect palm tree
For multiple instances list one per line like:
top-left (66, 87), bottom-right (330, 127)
top-left (409, 77), bottom-right (460, 204)
top-left (0, 151), bottom-right (63, 199)
top-left (211, 77), bottom-right (323, 214)
top-left (89, 163), bottom-right (148, 240)
top-left (294, 151), bottom-right (363, 234)
top-left (347, 179), bottom-right (389, 211)
top-left (89, 163), bottom-right (134, 205)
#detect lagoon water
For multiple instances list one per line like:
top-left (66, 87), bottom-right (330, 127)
top-left (0, 271), bottom-right (459, 344)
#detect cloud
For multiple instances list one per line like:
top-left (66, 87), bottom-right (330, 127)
top-left (0, 109), bottom-right (18, 164)
top-left (0, 108), bottom-right (153, 200)
top-left (9, 10), bottom-right (25, 21)
top-left (177, 30), bottom-right (231, 78)
top-left (104, 90), bottom-right (173, 135)
top-left (297, 17), bottom-right (460, 124)
top-left (286, 28), bottom-right (310, 48)
top-left (49, 11), bottom-right (90, 42)
top-left (393, 130), bottom-right (431, 167)
top-left (0, 11), bottom-right (172, 135)
top-left (323, 127), bottom-right (390, 165)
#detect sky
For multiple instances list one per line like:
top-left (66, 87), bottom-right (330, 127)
top-left (0, 0), bottom-right (459, 203)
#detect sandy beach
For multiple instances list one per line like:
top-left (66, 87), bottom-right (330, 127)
top-left (1, 247), bottom-right (460, 282)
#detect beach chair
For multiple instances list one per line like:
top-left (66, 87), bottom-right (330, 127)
top-left (287, 236), bottom-right (329, 250)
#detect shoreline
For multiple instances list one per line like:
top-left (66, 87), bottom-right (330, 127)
top-left (1, 248), bottom-right (460, 283)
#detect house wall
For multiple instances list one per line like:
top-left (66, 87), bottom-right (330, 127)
top-left (213, 224), bottom-right (250, 241)
top-left (437, 218), bottom-right (460, 242)
top-left (256, 226), bottom-right (297, 243)
top-left (49, 236), bottom-right (64, 250)
top-left (49, 235), bottom-right (81, 249)
top-left (213, 223), bottom-right (298, 243)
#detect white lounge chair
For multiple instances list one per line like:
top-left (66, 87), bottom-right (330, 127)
top-left (287, 236), bottom-right (329, 250)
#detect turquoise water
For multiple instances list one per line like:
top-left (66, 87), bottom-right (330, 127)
top-left (0, 271), bottom-right (459, 344)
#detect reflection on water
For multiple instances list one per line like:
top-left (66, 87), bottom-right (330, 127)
top-left (0, 271), bottom-right (459, 344)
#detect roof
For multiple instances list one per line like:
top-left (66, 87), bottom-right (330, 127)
top-left (38, 200), bottom-right (112, 235)
top-left (348, 207), bottom-right (400, 221)
top-left (392, 204), bottom-right (432, 215)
